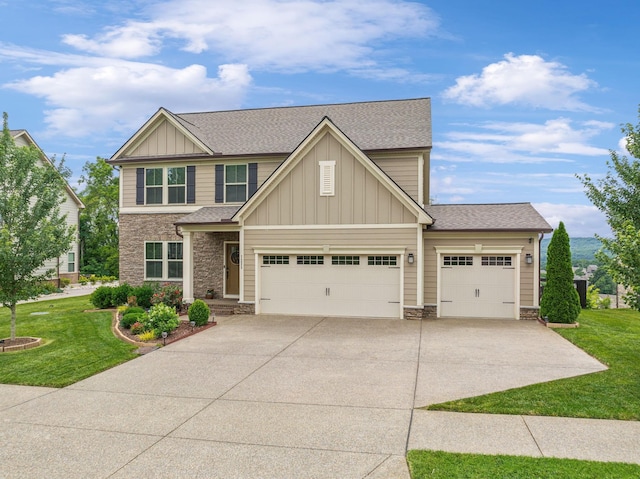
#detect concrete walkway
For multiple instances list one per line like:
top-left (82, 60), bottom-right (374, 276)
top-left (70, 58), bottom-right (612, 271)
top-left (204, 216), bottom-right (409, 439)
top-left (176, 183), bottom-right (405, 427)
top-left (1, 316), bottom-right (635, 479)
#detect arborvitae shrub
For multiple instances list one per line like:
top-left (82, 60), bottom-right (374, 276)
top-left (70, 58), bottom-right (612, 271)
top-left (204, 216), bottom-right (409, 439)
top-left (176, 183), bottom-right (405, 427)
top-left (188, 299), bottom-right (210, 326)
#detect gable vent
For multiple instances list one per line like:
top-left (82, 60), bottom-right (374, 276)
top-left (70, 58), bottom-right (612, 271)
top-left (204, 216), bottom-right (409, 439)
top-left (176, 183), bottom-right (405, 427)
top-left (319, 161), bottom-right (335, 196)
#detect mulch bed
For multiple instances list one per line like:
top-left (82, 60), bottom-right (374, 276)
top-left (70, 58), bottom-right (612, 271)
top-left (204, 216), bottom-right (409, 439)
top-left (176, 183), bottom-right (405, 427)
top-left (116, 318), bottom-right (217, 347)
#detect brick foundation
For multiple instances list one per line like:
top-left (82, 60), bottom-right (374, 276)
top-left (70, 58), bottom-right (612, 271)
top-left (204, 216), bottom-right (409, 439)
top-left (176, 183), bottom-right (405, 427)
top-left (519, 306), bottom-right (540, 320)
top-left (403, 307), bottom-right (424, 320)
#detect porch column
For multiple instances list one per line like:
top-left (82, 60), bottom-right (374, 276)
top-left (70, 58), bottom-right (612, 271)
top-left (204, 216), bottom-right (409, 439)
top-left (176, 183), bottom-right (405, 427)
top-left (182, 230), bottom-right (194, 304)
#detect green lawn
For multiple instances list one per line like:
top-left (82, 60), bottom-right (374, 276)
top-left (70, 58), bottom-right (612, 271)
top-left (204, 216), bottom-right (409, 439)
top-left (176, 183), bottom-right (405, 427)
top-left (427, 309), bottom-right (640, 420)
top-left (407, 450), bottom-right (640, 479)
top-left (0, 295), bottom-right (137, 387)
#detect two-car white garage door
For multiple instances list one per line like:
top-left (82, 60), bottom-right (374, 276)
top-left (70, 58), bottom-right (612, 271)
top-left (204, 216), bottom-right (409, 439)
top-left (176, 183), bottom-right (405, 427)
top-left (259, 254), bottom-right (401, 318)
top-left (440, 255), bottom-right (516, 319)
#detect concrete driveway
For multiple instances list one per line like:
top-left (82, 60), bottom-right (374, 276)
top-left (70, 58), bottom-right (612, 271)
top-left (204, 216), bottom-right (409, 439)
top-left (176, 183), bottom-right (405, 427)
top-left (0, 316), bottom-right (606, 478)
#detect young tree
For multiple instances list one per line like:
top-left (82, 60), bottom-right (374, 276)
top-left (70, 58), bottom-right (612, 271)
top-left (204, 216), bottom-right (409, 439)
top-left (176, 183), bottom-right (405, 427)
top-left (540, 222), bottom-right (581, 323)
top-left (0, 113), bottom-right (74, 339)
top-left (578, 106), bottom-right (640, 309)
top-left (78, 157), bottom-right (119, 277)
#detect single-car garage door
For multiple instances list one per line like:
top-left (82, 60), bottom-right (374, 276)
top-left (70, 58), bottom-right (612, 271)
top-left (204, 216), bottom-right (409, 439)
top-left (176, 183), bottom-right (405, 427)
top-left (260, 254), bottom-right (401, 318)
top-left (440, 255), bottom-right (516, 319)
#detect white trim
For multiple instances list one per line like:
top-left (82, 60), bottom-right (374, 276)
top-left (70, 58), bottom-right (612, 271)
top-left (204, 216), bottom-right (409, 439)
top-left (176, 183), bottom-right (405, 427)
top-left (119, 166), bottom-right (124, 209)
top-left (254, 252), bottom-right (260, 313)
top-left (143, 240), bottom-right (184, 282)
top-left (180, 224), bottom-right (241, 233)
top-left (319, 160), bottom-right (335, 196)
top-left (239, 228), bottom-right (245, 302)
top-left (534, 235), bottom-right (541, 307)
top-left (434, 245), bottom-right (524, 255)
top-left (417, 225), bottom-right (424, 306)
top-left (223, 163), bottom-right (249, 204)
top-left (243, 223), bottom-right (419, 231)
top-left (182, 232), bottom-right (194, 303)
top-left (121, 206), bottom-right (202, 214)
top-left (253, 246), bottom-right (406, 255)
top-left (418, 152), bottom-right (424, 207)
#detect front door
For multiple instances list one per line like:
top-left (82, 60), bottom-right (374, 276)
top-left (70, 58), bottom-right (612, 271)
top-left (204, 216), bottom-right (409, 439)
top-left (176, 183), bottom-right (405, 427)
top-left (225, 243), bottom-right (240, 296)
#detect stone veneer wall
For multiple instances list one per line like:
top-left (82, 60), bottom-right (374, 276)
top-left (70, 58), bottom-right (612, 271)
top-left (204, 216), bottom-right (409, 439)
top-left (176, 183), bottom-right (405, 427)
top-left (519, 306), bottom-right (540, 320)
top-left (119, 213), bottom-right (185, 286)
top-left (193, 231), bottom-right (239, 299)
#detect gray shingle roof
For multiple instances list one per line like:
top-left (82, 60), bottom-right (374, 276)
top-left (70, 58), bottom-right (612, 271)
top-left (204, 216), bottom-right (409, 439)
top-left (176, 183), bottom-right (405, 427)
top-left (175, 206), bottom-right (241, 225)
top-left (171, 98), bottom-right (431, 156)
top-left (424, 203), bottom-right (552, 232)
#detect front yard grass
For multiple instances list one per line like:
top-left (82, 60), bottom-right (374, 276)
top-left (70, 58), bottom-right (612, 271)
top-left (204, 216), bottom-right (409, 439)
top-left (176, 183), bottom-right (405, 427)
top-left (407, 450), bottom-right (640, 478)
top-left (0, 295), bottom-right (137, 387)
top-left (427, 309), bottom-right (640, 420)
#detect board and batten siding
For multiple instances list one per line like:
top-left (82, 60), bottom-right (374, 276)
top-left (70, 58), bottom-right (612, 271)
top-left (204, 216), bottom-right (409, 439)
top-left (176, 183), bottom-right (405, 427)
top-left (242, 227), bottom-right (418, 307)
top-left (127, 119), bottom-right (206, 157)
top-left (244, 133), bottom-right (418, 226)
top-left (423, 234), bottom-right (536, 307)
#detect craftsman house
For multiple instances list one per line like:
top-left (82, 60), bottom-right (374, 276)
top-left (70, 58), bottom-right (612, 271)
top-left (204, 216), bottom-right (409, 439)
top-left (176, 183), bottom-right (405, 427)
top-left (10, 130), bottom-right (84, 283)
top-left (109, 98), bottom-right (551, 319)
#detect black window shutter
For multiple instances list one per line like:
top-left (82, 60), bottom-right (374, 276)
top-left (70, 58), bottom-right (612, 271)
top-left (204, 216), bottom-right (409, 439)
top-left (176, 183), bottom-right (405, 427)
top-left (136, 168), bottom-right (144, 205)
top-left (186, 165), bottom-right (196, 204)
top-left (248, 163), bottom-right (258, 197)
top-left (215, 164), bottom-right (224, 203)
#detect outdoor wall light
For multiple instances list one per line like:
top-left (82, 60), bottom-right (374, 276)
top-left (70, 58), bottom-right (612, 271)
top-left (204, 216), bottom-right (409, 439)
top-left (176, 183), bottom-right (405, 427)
top-left (408, 253), bottom-right (414, 264)
top-left (525, 253), bottom-right (533, 264)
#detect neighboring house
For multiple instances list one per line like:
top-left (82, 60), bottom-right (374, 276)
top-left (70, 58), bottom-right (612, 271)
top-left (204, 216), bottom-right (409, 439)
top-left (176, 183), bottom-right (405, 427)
top-left (109, 98), bottom-right (552, 320)
top-left (10, 130), bottom-right (85, 283)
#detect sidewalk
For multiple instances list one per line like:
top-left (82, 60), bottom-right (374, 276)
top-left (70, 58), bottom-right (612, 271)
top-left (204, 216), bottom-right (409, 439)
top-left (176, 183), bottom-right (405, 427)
top-left (409, 410), bottom-right (640, 465)
top-left (17, 283), bottom-right (106, 304)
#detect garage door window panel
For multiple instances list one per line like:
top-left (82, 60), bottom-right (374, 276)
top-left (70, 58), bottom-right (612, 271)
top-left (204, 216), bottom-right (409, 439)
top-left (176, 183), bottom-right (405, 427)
top-left (297, 255), bottom-right (324, 265)
top-left (263, 255), bottom-right (289, 265)
top-left (332, 255), bottom-right (360, 265)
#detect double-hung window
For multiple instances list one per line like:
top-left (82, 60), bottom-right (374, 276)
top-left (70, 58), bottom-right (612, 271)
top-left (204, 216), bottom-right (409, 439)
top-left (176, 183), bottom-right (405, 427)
top-left (225, 165), bottom-right (247, 203)
top-left (145, 168), bottom-right (163, 204)
top-left (145, 241), bottom-right (183, 280)
top-left (167, 167), bottom-right (186, 204)
top-left (67, 252), bottom-right (75, 273)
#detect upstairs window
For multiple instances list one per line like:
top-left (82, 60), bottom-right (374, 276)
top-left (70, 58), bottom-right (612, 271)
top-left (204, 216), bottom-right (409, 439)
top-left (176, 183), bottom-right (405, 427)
top-left (167, 167), bottom-right (186, 204)
top-left (225, 164), bottom-right (247, 203)
top-left (145, 168), bottom-right (163, 204)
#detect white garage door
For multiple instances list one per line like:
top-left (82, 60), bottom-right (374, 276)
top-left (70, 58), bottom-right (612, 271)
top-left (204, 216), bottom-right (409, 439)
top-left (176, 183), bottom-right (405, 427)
top-left (260, 254), bottom-right (401, 318)
top-left (440, 255), bottom-right (516, 319)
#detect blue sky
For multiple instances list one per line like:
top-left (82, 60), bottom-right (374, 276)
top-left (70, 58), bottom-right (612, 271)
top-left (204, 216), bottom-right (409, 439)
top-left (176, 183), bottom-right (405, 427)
top-left (1, 0), bottom-right (637, 237)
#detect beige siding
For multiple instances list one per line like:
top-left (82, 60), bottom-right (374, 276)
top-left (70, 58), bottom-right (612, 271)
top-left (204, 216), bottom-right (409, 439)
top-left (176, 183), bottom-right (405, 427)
top-left (423, 233), bottom-right (537, 306)
top-left (370, 155), bottom-right (419, 202)
top-left (243, 227), bottom-right (418, 307)
top-left (128, 119), bottom-right (206, 157)
top-left (257, 160), bottom-right (284, 186)
top-left (244, 133), bottom-right (417, 226)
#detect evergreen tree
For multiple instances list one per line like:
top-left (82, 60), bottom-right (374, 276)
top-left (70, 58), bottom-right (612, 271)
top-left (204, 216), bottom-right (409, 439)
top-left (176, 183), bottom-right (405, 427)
top-left (0, 113), bottom-right (74, 339)
top-left (540, 222), bottom-right (581, 323)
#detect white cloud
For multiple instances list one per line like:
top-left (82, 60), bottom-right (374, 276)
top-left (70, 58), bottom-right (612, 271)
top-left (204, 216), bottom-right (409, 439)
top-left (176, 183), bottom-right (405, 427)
top-left (533, 202), bottom-right (611, 237)
top-left (443, 53), bottom-right (599, 112)
top-left (436, 118), bottom-right (612, 163)
top-left (6, 62), bottom-right (251, 137)
top-left (63, 0), bottom-right (440, 73)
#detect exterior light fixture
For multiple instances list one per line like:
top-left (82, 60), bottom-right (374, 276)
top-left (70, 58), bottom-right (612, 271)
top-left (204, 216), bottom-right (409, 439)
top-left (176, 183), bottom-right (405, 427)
top-left (161, 331), bottom-right (168, 346)
top-left (408, 253), bottom-right (414, 264)
top-left (525, 253), bottom-right (533, 264)
top-left (190, 320), bottom-right (196, 331)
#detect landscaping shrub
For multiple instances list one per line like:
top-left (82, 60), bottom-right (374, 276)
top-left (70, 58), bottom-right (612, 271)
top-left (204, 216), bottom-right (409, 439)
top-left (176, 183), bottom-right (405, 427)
top-left (138, 330), bottom-right (156, 342)
top-left (60, 277), bottom-right (71, 288)
top-left (132, 284), bottom-right (155, 309)
top-left (130, 322), bottom-right (145, 335)
top-left (124, 306), bottom-right (145, 315)
top-left (146, 303), bottom-right (179, 338)
top-left (120, 312), bottom-right (146, 329)
top-left (111, 283), bottom-right (133, 306)
top-left (188, 299), bottom-right (210, 326)
top-left (90, 286), bottom-right (114, 309)
top-left (151, 283), bottom-right (183, 311)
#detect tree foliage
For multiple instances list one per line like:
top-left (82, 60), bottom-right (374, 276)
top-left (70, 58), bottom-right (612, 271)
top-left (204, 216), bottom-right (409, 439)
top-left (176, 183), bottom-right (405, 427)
top-left (78, 157), bottom-right (119, 276)
top-left (540, 222), bottom-right (581, 323)
top-left (0, 113), bottom-right (74, 339)
top-left (578, 106), bottom-right (640, 309)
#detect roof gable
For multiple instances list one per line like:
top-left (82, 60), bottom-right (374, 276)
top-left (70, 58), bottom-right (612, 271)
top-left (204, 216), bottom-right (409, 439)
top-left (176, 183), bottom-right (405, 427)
top-left (110, 108), bottom-right (213, 161)
top-left (234, 117), bottom-right (432, 225)
top-left (10, 130), bottom-right (85, 209)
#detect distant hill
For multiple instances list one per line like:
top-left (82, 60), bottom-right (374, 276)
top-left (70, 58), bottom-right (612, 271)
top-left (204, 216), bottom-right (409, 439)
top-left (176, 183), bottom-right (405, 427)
top-left (540, 237), bottom-right (602, 268)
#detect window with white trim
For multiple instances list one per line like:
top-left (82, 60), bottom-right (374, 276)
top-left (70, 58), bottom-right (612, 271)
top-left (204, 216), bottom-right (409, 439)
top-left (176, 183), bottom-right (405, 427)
top-left (145, 242), bottom-right (183, 279)
top-left (167, 167), bottom-right (186, 204)
top-left (225, 164), bottom-right (247, 203)
top-left (443, 256), bottom-right (473, 266)
top-left (482, 256), bottom-right (512, 266)
top-left (368, 255), bottom-right (397, 266)
top-left (297, 255), bottom-right (324, 265)
top-left (332, 255), bottom-right (359, 265)
top-left (67, 252), bottom-right (75, 273)
top-left (263, 255), bottom-right (289, 265)
top-left (145, 168), bottom-right (163, 204)
top-left (319, 161), bottom-right (335, 196)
